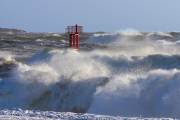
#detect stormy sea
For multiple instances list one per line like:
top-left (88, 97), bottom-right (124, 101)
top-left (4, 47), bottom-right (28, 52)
top-left (0, 28), bottom-right (179, 119)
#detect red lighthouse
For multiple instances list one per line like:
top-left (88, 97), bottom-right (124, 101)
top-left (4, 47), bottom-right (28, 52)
top-left (65, 24), bottom-right (83, 49)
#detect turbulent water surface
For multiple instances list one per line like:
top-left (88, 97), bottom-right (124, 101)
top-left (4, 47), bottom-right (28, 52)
top-left (0, 31), bottom-right (180, 119)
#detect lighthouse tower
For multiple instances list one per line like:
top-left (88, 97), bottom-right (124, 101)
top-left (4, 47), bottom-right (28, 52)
top-left (65, 24), bottom-right (83, 49)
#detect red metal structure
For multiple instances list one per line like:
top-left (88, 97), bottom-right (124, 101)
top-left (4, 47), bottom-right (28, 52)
top-left (65, 24), bottom-right (83, 49)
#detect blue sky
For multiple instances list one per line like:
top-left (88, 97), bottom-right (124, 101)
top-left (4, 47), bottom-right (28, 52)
top-left (0, 0), bottom-right (180, 32)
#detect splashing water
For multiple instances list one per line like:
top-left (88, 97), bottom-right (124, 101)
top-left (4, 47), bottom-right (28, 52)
top-left (0, 32), bottom-right (180, 118)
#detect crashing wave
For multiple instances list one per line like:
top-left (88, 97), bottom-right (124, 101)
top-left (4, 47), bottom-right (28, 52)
top-left (0, 31), bottom-right (179, 118)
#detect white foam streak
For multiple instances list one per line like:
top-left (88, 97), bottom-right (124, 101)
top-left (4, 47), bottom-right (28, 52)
top-left (116, 28), bottom-right (143, 36)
